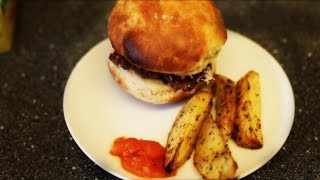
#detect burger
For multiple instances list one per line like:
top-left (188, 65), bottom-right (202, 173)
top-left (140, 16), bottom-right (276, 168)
top-left (107, 0), bottom-right (227, 104)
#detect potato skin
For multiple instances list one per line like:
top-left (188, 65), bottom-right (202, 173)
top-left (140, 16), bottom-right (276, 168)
top-left (194, 114), bottom-right (237, 179)
top-left (165, 91), bottom-right (213, 172)
top-left (214, 74), bottom-right (237, 142)
top-left (233, 71), bottom-right (263, 149)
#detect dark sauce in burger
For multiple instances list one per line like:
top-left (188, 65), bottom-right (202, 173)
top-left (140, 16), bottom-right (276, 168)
top-left (109, 52), bottom-right (212, 91)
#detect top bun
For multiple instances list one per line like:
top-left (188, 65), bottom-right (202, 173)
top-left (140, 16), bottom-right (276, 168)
top-left (108, 0), bottom-right (227, 76)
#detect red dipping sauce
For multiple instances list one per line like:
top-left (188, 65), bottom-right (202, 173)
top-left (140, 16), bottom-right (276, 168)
top-left (110, 137), bottom-right (175, 178)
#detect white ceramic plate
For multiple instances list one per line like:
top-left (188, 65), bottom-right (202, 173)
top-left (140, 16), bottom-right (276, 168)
top-left (63, 30), bottom-right (295, 179)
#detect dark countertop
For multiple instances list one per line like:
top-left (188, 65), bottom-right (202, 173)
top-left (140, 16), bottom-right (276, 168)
top-left (0, 1), bottom-right (319, 179)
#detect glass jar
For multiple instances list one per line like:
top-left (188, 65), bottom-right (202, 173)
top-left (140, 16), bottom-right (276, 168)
top-left (0, 0), bottom-right (16, 53)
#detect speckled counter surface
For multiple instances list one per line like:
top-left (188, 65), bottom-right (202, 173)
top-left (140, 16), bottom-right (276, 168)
top-left (0, 1), bottom-right (319, 179)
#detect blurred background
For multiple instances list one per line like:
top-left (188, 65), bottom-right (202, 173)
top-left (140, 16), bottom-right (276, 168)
top-left (0, 0), bottom-right (319, 179)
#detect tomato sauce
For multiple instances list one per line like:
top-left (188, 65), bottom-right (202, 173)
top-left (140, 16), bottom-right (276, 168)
top-left (110, 137), bottom-right (175, 178)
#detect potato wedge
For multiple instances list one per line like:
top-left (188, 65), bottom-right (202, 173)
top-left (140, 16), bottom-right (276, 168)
top-left (194, 114), bottom-right (237, 179)
top-left (233, 71), bottom-right (263, 149)
top-left (165, 90), bottom-right (213, 172)
top-left (213, 74), bottom-right (237, 142)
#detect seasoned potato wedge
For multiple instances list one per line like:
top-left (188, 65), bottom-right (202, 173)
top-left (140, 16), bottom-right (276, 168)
top-left (214, 74), bottom-right (237, 142)
top-left (165, 91), bottom-right (213, 172)
top-left (233, 71), bottom-right (263, 149)
top-left (194, 114), bottom-right (237, 179)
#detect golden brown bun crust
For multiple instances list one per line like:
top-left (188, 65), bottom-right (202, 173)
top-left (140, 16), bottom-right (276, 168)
top-left (108, 0), bottom-right (226, 76)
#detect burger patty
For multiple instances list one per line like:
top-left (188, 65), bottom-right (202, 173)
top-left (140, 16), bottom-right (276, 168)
top-left (109, 52), bottom-right (212, 91)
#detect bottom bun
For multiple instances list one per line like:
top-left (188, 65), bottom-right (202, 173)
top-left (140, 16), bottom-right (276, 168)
top-left (108, 60), bottom-right (196, 104)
